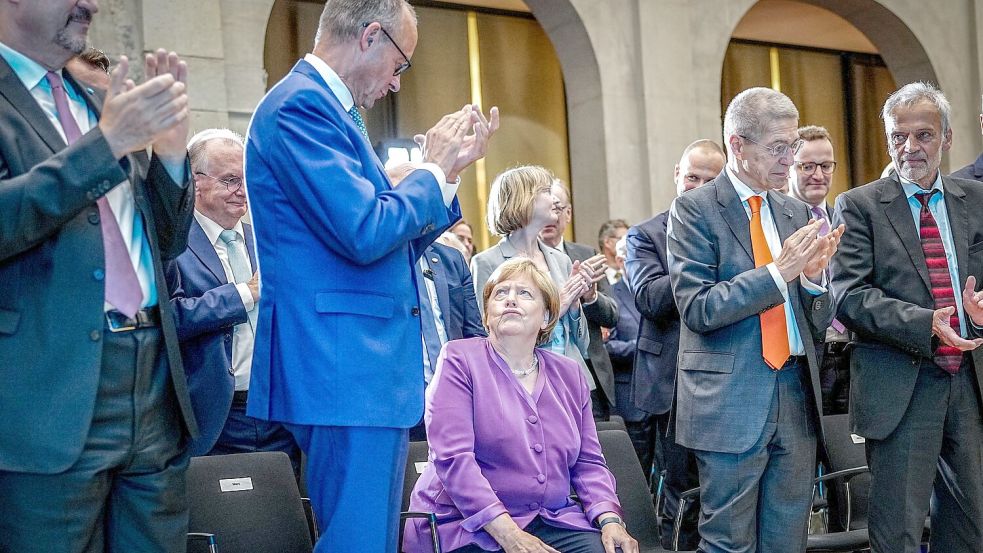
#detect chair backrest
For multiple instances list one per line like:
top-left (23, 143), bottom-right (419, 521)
top-left (595, 418), bottom-right (628, 433)
top-left (821, 413), bottom-right (871, 530)
top-left (186, 452), bottom-right (313, 553)
top-left (403, 440), bottom-right (431, 511)
top-left (596, 429), bottom-right (661, 549)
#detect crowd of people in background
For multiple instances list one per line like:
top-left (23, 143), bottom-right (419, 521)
top-left (4, 1), bottom-right (983, 553)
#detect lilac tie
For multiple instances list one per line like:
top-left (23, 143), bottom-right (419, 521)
top-left (811, 205), bottom-right (846, 333)
top-left (46, 71), bottom-right (142, 317)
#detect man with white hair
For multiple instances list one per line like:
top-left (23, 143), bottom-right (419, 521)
top-left (165, 129), bottom-right (299, 473)
top-left (831, 82), bottom-right (983, 553)
top-left (667, 88), bottom-right (841, 552)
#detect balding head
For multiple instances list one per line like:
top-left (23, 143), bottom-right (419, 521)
top-left (674, 140), bottom-right (725, 195)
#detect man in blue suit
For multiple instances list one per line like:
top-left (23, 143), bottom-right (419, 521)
top-left (668, 88), bottom-right (840, 553)
top-left (244, 1), bottom-right (497, 549)
top-left (166, 129), bottom-right (299, 472)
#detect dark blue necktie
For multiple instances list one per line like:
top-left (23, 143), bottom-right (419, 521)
top-left (415, 261), bottom-right (443, 381)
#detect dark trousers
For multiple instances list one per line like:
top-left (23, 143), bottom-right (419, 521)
top-left (287, 424), bottom-right (408, 552)
top-left (0, 326), bottom-right (190, 553)
top-left (654, 411), bottom-right (700, 550)
top-left (624, 416), bottom-right (658, 482)
top-left (449, 516), bottom-right (606, 553)
top-left (208, 392), bottom-right (301, 477)
top-left (591, 389), bottom-right (612, 421)
top-left (866, 356), bottom-right (983, 553)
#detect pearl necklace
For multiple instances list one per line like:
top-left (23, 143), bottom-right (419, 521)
top-left (510, 355), bottom-right (539, 377)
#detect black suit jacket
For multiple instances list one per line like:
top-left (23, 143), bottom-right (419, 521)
top-left (950, 152), bottom-right (983, 183)
top-left (831, 174), bottom-right (983, 439)
top-left (424, 242), bottom-right (485, 341)
top-left (563, 240), bottom-right (618, 403)
top-left (0, 57), bottom-right (197, 473)
top-left (624, 211), bottom-right (679, 416)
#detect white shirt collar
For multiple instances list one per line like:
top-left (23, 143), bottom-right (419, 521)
top-left (195, 210), bottom-right (245, 246)
top-left (725, 165), bottom-right (767, 204)
top-left (303, 53), bottom-right (355, 111)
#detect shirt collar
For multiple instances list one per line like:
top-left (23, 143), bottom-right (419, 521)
top-left (194, 210), bottom-right (245, 246)
top-left (549, 237), bottom-right (565, 252)
top-left (726, 165), bottom-right (767, 205)
top-left (899, 170), bottom-right (944, 200)
top-left (0, 40), bottom-right (51, 92)
top-left (303, 53), bottom-right (355, 111)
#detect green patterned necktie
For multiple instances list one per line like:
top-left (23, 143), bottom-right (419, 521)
top-left (347, 106), bottom-right (369, 140)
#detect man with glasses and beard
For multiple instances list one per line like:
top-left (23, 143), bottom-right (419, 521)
top-left (0, 1), bottom-right (198, 551)
top-left (667, 87), bottom-right (841, 552)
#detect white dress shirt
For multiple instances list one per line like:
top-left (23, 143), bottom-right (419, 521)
top-left (419, 258), bottom-right (449, 384)
top-left (194, 211), bottom-right (255, 391)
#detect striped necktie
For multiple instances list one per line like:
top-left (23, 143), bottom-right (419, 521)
top-left (916, 190), bottom-right (962, 373)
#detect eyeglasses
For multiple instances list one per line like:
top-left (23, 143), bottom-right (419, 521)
top-left (195, 172), bottom-right (244, 193)
top-left (794, 161), bottom-right (837, 175)
top-left (364, 23), bottom-right (412, 76)
top-left (740, 135), bottom-right (804, 158)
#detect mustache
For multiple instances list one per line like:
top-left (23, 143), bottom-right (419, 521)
top-left (68, 7), bottom-right (93, 24)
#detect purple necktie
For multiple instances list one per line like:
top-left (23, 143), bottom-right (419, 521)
top-left (46, 71), bottom-right (142, 317)
top-left (916, 190), bottom-right (963, 373)
top-left (811, 206), bottom-right (846, 333)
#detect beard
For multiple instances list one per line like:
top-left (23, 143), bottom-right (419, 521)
top-left (54, 7), bottom-right (93, 55)
top-left (896, 154), bottom-right (937, 184)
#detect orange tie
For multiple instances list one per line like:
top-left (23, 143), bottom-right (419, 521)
top-left (747, 195), bottom-right (790, 370)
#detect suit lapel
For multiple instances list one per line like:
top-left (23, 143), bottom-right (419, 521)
top-left (243, 223), bottom-right (257, 271)
top-left (881, 178), bottom-right (932, 294)
top-left (0, 57), bottom-right (67, 153)
top-left (188, 219), bottom-right (227, 284)
top-left (715, 173), bottom-right (754, 262)
top-left (943, 177), bottom-right (970, 287)
top-left (767, 190), bottom-right (797, 242)
top-left (426, 246), bottom-right (451, 317)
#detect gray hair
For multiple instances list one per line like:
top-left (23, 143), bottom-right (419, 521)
top-left (187, 128), bottom-right (245, 174)
top-left (881, 81), bottom-right (951, 136)
top-left (314, 0), bottom-right (415, 46)
top-left (723, 87), bottom-right (799, 147)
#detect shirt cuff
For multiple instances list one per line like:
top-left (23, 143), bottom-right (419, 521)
top-left (582, 295), bottom-right (597, 306)
top-left (417, 162), bottom-right (459, 207)
top-left (765, 263), bottom-right (789, 301)
top-left (160, 157), bottom-right (189, 186)
top-left (798, 273), bottom-right (827, 296)
top-left (235, 283), bottom-right (255, 312)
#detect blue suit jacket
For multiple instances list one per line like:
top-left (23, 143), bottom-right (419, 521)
top-left (245, 60), bottom-right (460, 427)
top-left (165, 219), bottom-right (255, 456)
top-left (624, 211), bottom-right (679, 416)
top-left (950, 152), bottom-right (983, 183)
top-left (605, 278), bottom-right (646, 421)
top-left (423, 243), bottom-right (485, 341)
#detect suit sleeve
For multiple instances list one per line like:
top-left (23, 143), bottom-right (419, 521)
top-left (266, 91), bottom-right (455, 266)
top-left (144, 153), bottom-right (195, 261)
top-left (583, 289), bottom-right (618, 329)
top-left (667, 195), bottom-right (786, 334)
top-left (625, 220), bottom-right (677, 324)
top-left (165, 259), bottom-right (249, 341)
top-left (830, 193), bottom-right (935, 356)
top-left (0, 128), bottom-right (128, 263)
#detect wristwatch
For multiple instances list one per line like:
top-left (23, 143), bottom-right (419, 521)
top-left (597, 515), bottom-right (625, 530)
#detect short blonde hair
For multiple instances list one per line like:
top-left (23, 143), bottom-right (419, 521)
top-left (486, 165), bottom-right (555, 236)
top-left (481, 258), bottom-right (560, 346)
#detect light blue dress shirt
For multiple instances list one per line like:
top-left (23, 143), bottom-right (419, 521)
top-left (899, 173), bottom-right (968, 337)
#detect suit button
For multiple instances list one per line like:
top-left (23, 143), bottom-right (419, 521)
top-left (88, 212), bottom-right (100, 225)
top-left (527, 415), bottom-right (538, 424)
top-left (228, 366), bottom-right (235, 375)
top-left (411, 307), bottom-right (420, 316)
top-left (225, 334), bottom-right (232, 342)
top-left (90, 330), bottom-right (101, 341)
top-left (86, 191), bottom-right (95, 200)
top-left (93, 269), bottom-right (104, 281)
top-left (536, 474), bottom-right (546, 483)
top-left (532, 444), bottom-right (543, 453)
top-left (101, 180), bottom-right (111, 192)
top-left (814, 301), bottom-right (824, 310)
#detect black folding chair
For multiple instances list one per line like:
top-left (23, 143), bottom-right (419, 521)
top-left (185, 452), bottom-right (313, 553)
top-left (399, 439), bottom-right (442, 553)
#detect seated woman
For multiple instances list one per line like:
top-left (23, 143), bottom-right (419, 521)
top-left (404, 259), bottom-right (638, 553)
top-left (470, 165), bottom-right (598, 386)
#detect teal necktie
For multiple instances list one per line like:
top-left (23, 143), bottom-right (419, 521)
top-left (347, 106), bottom-right (369, 140)
top-left (219, 230), bottom-right (257, 331)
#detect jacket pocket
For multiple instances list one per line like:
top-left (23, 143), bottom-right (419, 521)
top-left (637, 336), bottom-right (663, 355)
top-left (678, 351), bottom-right (735, 373)
top-left (315, 291), bottom-right (394, 319)
top-left (0, 308), bottom-right (20, 335)
top-left (970, 240), bottom-right (983, 254)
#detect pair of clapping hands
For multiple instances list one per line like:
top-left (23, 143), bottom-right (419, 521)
top-left (774, 218), bottom-right (845, 283)
top-left (937, 276), bottom-right (983, 352)
top-left (559, 254), bottom-right (607, 317)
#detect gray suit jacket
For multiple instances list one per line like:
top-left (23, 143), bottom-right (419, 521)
top-left (0, 58), bottom-right (197, 472)
top-left (831, 174), bottom-right (983, 440)
top-left (470, 237), bottom-right (591, 385)
top-left (668, 172), bottom-right (832, 454)
top-left (563, 240), bottom-right (618, 403)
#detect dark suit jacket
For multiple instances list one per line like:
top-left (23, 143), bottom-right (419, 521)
top-left (668, 172), bottom-right (833, 453)
top-left (563, 241), bottom-right (619, 403)
top-left (950, 152), bottom-right (983, 182)
top-left (166, 220), bottom-right (256, 456)
top-left (624, 211), bottom-right (679, 416)
top-left (830, 174), bottom-right (983, 440)
top-left (0, 58), bottom-right (197, 473)
top-left (605, 278), bottom-right (647, 421)
top-left (423, 243), bottom-right (485, 341)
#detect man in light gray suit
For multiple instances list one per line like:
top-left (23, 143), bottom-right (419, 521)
top-left (667, 87), bottom-right (841, 553)
top-left (832, 82), bottom-right (983, 553)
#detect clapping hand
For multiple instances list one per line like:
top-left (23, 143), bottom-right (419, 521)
top-left (578, 253), bottom-right (607, 303)
top-left (803, 224), bottom-right (845, 282)
top-left (417, 105), bottom-right (499, 182)
top-left (774, 218), bottom-right (822, 282)
top-left (963, 276), bottom-right (983, 328)
top-left (932, 305), bottom-right (983, 351)
top-left (559, 260), bottom-right (591, 316)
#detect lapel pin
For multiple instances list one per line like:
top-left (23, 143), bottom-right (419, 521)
top-left (431, 257), bottom-right (439, 264)
top-left (86, 87), bottom-right (94, 95)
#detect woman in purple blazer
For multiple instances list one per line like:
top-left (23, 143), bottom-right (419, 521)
top-left (405, 259), bottom-right (638, 553)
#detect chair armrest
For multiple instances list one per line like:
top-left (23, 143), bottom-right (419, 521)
top-left (673, 487), bottom-right (701, 550)
top-left (187, 532), bottom-right (218, 553)
top-left (301, 497), bottom-right (319, 544)
top-left (813, 466), bottom-right (870, 530)
top-left (400, 511), bottom-right (442, 553)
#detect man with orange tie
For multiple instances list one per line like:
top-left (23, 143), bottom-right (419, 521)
top-left (667, 87), bottom-right (842, 553)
